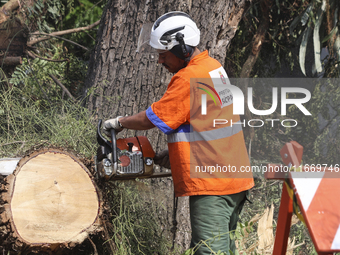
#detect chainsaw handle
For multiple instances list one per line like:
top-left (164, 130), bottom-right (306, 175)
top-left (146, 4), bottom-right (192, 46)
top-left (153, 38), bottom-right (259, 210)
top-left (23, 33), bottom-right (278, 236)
top-left (97, 119), bottom-right (111, 148)
top-left (110, 129), bottom-right (118, 165)
top-left (96, 120), bottom-right (118, 165)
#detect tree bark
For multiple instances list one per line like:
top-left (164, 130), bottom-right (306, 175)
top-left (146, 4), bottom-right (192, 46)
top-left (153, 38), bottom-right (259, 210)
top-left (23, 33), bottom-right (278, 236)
top-left (0, 148), bottom-right (102, 254)
top-left (83, 0), bottom-right (248, 252)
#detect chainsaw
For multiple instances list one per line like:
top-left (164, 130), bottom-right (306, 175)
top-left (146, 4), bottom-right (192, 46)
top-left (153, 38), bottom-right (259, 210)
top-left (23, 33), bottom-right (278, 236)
top-left (94, 119), bottom-right (171, 180)
top-left (0, 120), bottom-right (171, 180)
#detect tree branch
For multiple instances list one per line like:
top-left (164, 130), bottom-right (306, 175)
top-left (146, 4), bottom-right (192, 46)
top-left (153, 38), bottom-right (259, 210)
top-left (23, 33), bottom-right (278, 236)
top-left (28, 20), bottom-right (100, 46)
top-left (48, 74), bottom-right (76, 102)
top-left (27, 50), bottom-right (69, 62)
top-left (240, 0), bottom-right (272, 78)
top-left (28, 33), bottom-right (89, 50)
top-left (238, 0), bottom-right (273, 142)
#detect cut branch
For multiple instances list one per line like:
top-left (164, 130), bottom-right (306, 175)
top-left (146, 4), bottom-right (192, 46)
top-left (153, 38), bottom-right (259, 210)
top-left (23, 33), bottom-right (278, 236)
top-left (29, 33), bottom-right (89, 50)
top-left (0, 0), bottom-right (20, 24)
top-left (28, 20), bottom-right (100, 46)
top-left (0, 56), bottom-right (22, 65)
top-left (48, 74), bottom-right (76, 101)
top-left (27, 50), bottom-right (69, 62)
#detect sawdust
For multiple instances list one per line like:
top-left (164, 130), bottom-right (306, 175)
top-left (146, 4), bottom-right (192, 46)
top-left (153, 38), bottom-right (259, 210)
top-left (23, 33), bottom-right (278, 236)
top-left (255, 204), bottom-right (303, 255)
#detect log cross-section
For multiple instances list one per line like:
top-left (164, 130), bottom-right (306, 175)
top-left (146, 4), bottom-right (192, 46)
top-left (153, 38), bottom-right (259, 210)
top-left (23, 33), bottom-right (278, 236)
top-left (1, 148), bottom-right (102, 253)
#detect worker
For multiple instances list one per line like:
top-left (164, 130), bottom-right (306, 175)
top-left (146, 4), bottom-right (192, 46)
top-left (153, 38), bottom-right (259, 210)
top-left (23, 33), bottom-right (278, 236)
top-left (103, 11), bottom-right (254, 255)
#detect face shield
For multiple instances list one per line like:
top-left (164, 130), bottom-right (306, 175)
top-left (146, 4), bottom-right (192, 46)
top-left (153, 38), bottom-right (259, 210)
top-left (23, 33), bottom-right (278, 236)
top-left (136, 23), bottom-right (156, 54)
top-left (136, 23), bottom-right (169, 55)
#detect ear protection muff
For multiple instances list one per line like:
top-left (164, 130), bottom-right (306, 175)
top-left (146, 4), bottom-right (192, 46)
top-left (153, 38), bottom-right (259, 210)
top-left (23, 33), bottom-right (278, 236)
top-left (169, 32), bottom-right (194, 62)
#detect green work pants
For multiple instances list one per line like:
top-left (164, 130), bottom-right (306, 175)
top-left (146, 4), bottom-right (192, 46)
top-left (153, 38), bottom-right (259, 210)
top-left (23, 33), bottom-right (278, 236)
top-left (189, 191), bottom-right (248, 255)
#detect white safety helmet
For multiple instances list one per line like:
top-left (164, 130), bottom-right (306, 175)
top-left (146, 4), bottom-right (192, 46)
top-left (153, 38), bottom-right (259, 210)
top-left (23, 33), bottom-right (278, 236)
top-left (149, 11), bottom-right (200, 52)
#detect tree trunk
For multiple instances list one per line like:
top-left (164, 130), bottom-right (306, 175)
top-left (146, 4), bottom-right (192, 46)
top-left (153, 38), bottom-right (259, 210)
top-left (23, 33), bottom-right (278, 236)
top-left (0, 148), bottom-right (102, 254)
top-left (84, 0), bottom-right (248, 252)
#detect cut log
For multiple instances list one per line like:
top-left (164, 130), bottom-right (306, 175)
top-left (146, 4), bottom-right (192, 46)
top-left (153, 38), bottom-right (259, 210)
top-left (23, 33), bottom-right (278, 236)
top-left (0, 56), bottom-right (22, 65)
top-left (0, 0), bottom-right (20, 24)
top-left (0, 148), bottom-right (102, 253)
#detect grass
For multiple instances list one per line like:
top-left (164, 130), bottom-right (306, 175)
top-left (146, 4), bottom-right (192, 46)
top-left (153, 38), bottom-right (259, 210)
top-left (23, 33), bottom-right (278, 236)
top-left (102, 180), bottom-right (174, 255)
top-left (0, 85), bottom-right (97, 158)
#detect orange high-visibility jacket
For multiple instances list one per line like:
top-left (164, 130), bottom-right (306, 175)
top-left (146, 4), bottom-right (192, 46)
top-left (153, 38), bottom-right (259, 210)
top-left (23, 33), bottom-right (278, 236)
top-left (146, 50), bottom-right (254, 197)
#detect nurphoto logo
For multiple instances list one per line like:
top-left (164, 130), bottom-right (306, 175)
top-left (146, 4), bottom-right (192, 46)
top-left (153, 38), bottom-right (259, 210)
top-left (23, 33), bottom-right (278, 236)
top-left (198, 79), bottom-right (312, 128)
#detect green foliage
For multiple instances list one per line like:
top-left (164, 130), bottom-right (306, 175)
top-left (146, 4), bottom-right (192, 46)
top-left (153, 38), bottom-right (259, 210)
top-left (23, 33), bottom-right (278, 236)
top-left (1, 26), bottom-right (91, 158)
top-left (227, 0), bottom-right (340, 78)
top-left (60, 0), bottom-right (106, 52)
top-left (9, 46), bottom-right (87, 103)
top-left (288, 79), bottom-right (340, 164)
top-left (0, 85), bottom-right (96, 158)
top-left (290, 0), bottom-right (340, 77)
top-left (226, 5), bottom-right (340, 253)
top-left (23, 0), bottom-right (65, 33)
top-left (63, 0), bottom-right (103, 27)
top-left (226, 0), bottom-right (304, 78)
top-left (21, 0), bottom-right (105, 58)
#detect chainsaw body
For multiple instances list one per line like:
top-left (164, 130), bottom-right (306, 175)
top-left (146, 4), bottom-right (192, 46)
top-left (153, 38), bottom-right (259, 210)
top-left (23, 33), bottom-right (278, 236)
top-left (95, 120), bottom-right (157, 180)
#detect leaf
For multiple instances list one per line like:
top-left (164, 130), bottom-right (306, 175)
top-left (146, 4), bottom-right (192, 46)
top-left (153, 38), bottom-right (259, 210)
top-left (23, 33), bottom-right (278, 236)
top-left (275, 0), bottom-right (280, 14)
top-left (240, 227), bottom-right (245, 237)
top-left (235, 231), bottom-right (241, 239)
top-left (48, 6), bottom-right (58, 15)
top-left (290, 14), bottom-right (302, 36)
top-left (334, 33), bottom-right (340, 63)
top-left (301, 5), bottom-right (312, 26)
top-left (299, 25), bottom-right (312, 76)
top-left (322, 26), bottom-right (338, 43)
top-left (313, 0), bottom-right (326, 75)
top-left (181, 248), bottom-right (193, 255)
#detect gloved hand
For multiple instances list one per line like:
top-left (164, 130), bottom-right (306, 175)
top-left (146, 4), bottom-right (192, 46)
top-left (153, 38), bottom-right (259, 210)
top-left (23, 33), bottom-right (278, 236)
top-left (103, 116), bottom-right (124, 136)
top-left (154, 149), bottom-right (171, 169)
